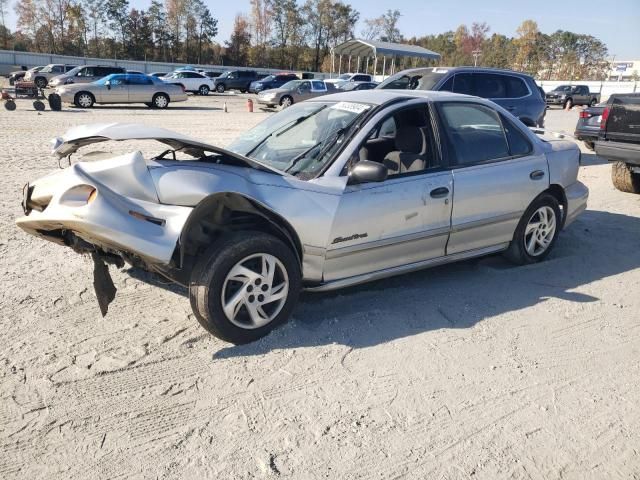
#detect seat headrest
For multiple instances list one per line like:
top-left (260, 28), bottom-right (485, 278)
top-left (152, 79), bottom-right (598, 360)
top-left (395, 127), bottom-right (423, 154)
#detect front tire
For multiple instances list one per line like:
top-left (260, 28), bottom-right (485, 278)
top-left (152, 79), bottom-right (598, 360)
top-left (189, 232), bottom-right (301, 344)
top-left (74, 92), bottom-right (95, 108)
top-left (153, 93), bottom-right (169, 109)
top-left (216, 83), bottom-right (226, 93)
top-left (280, 95), bottom-right (293, 108)
top-left (504, 193), bottom-right (561, 265)
top-left (611, 161), bottom-right (640, 194)
top-left (198, 85), bottom-right (210, 95)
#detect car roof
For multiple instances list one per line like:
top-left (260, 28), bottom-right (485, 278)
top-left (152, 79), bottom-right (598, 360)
top-left (396, 66), bottom-right (534, 79)
top-left (313, 89), bottom-right (476, 105)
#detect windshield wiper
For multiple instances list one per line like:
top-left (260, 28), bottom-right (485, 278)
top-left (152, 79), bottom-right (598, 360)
top-left (284, 126), bottom-right (347, 174)
top-left (245, 105), bottom-right (328, 158)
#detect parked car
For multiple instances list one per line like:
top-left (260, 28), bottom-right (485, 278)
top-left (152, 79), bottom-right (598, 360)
top-left (545, 85), bottom-right (600, 108)
top-left (8, 66), bottom-right (44, 85)
top-left (595, 93), bottom-right (640, 194)
top-left (54, 73), bottom-right (187, 108)
top-left (202, 71), bottom-right (222, 79)
top-left (574, 103), bottom-right (605, 150)
top-left (339, 81), bottom-right (379, 91)
top-left (126, 70), bottom-right (145, 75)
top-left (378, 67), bottom-right (547, 127)
top-left (326, 72), bottom-right (373, 88)
top-left (48, 65), bottom-right (127, 88)
top-left (249, 73), bottom-right (300, 93)
top-left (256, 79), bottom-right (337, 107)
top-left (16, 90), bottom-right (588, 344)
top-left (162, 71), bottom-right (214, 95)
top-left (212, 70), bottom-right (260, 93)
top-left (25, 64), bottom-right (77, 88)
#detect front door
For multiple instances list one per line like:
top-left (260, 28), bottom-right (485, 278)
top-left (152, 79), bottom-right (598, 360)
top-left (104, 74), bottom-right (129, 103)
top-left (323, 103), bottom-right (453, 281)
top-left (435, 101), bottom-right (549, 254)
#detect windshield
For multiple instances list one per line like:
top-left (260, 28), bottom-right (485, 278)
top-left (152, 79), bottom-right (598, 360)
top-left (338, 74), bottom-right (351, 80)
top-left (260, 75), bottom-right (275, 83)
top-left (552, 86), bottom-right (572, 92)
top-left (227, 101), bottom-right (372, 178)
top-left (65, 66), bottom-right (83, 76)
top-left (40, 65), bottom-right (57, 73)
top-left (378, 68), bottom-right (448, 90)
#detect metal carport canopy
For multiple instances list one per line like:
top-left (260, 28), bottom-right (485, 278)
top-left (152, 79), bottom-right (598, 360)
top-left (332, 39), bottom-right (440, 60)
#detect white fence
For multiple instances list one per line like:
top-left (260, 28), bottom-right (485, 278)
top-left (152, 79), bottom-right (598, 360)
top-left (0, 49), bottom-right (329, 78)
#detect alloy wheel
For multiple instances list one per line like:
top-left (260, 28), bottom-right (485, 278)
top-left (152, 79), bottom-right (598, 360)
top-left (524, 206), bottom-right (557, 256)
top-left (221, 253), bottom-right (289, 329)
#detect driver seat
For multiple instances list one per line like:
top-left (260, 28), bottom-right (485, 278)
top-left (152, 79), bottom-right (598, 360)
top-left (383, 127), bottom-right (426, 174)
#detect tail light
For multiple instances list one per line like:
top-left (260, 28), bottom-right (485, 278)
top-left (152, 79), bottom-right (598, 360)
top-left (600, 107), bottom-right (610, 130)
top-left (579, 111), bottom-right (591, 119)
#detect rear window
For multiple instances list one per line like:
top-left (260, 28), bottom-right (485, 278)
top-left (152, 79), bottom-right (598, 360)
top-left (438, 102), bottom-right (510, 165)
top-left (505, 76), bottom-right (529, 98)
top-left (474, 74), bottom-right (506, 98)
top-left (378, 68), bottom-right (448, 90)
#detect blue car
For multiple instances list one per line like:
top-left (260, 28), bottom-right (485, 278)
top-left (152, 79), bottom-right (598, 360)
top-left (249, 73), bottom-right (299, 93)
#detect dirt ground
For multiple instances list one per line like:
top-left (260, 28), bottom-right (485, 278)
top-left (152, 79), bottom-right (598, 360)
top-left (1, 94), bottom-right (639, 480)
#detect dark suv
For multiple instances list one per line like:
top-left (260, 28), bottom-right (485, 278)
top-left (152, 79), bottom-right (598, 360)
top-left (212, 70), bottom-right (260, 93)
top-left (249, 73), bottom-right (299, 93)
top-left (378, 67), bottom-right (546, 127)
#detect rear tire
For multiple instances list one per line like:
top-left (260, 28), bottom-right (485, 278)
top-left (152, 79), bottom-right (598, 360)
top-left (198, 85), bottom-right (210, 95)
top-left (584, 141), bottom-right (595, 151)
top-left (216, 83), bottom-right (226, 93)
top-left (589, 98), bottom-right (597, 107)
top-left (611, 161), bottom-right (640, 194)
top-left (34, 77), bottom-right (47, 89)
top-left (189, 232), bottom-right (301, 344)
top-left (504, 193), bottom-right (561, 265)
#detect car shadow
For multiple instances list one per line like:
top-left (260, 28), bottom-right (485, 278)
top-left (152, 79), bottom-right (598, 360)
top-left (581, 153), bottom-right (609, 166)
top-left (73, 105), bottom-right (222, 111)
top-left (128, 209), bottom-right (640, 356)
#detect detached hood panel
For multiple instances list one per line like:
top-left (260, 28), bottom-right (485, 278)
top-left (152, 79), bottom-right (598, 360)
top-left (51, 123), bottom-right (282, 175)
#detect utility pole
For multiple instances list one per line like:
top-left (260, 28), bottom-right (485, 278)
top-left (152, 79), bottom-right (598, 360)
top-left (472, 50), bottom-right (481, 67)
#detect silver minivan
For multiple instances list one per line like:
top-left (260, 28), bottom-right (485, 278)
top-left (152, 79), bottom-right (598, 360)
top-left (48, 65), bottom-right (126, 88)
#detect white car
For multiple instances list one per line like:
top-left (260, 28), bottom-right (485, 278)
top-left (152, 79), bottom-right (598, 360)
top-left (162, 71), bottom-right (215, 95)
top-left (325, 73), bottom-right (373, 89)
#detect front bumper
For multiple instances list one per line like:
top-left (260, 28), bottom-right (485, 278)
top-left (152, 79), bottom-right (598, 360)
top-left (564, 181), bottom-right (589, 228)
top-left (256, 96), bottom-right (277, 107)
top-left (16, 162), bottom-right (192, 265)
top-left (546, 97), bottom-right (565, 105)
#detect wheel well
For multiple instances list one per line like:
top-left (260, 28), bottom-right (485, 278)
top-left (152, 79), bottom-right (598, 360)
top-left (545, 184), bottom-right (568, 227)
top-left (175, 192), bottom-right (303, 282)
top-left (154, 92), bottom-right (170, 100)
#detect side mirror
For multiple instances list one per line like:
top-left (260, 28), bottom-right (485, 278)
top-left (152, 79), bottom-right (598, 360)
top-left (105, 80), bottom-right (111, 90)
top-left (348, 161), bottom-right (388, 185)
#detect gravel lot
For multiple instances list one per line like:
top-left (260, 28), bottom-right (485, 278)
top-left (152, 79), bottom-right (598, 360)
top-left (1, 94), bottom-right (639, 479)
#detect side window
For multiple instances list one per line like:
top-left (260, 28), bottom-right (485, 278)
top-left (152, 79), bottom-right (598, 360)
top-left (299, 81), bottom-right (311, 91)
top-left (379, 117), bottom-right (396, 138)
top-left (353, 75), bottom-right (367, 82)
top-left (311, 80), bottom-right (325, 91)
top-left (228, 72), bottom-right (237, 78)
top-left (128, 75), bottom-right (152, 85)
top-left (65, 65), bottom-right (75, 72)
top-left (505, 76), bottom-right (529, 98)
top-left (439, 75), bottom-right (454, 92)
top-left (452, 73), bottom-right (473, 95)
top-left (53, 66), bottom-right (63, 73)
top-left (438, 102), bottom-right (510, 165)
top-left (109, 75), bottom-right (127, 85)
top-left (474, 73), bottom-right (507, 98)
top-left (501, 115), bottom-right (533, 156)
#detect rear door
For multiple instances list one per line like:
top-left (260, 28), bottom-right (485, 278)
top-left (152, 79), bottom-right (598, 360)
top-left (436, 101), bottom-right (548, 254)
top-left (127, 74), bottom-right (153, 102)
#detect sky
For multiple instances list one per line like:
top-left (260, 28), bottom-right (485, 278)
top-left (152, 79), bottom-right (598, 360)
top-left (4, 0), bottom-right (640, 59)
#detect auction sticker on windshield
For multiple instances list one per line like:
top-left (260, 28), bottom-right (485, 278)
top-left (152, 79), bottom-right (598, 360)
top-left (330, 102), bottom-right (371, 114)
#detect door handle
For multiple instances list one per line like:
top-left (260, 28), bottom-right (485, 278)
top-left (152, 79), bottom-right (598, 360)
top-left (430, 187), bottom-right (450, 198)
top-left (530, 170), bottom-right (545, 180)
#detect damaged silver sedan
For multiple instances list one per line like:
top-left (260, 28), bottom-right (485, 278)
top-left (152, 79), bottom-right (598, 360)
top-left (16, 91), bottom-right (589, 344)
